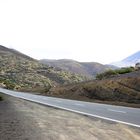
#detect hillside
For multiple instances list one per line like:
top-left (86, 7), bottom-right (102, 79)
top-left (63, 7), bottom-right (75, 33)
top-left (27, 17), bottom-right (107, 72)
top-left (0, 45), bottom-right (85, 92)
top-left (112, 51), bottom-right (140, 67)
top-left (46, 70), bottom-right (140, 107)
top-left (40, 59), bottom-right (116, 79)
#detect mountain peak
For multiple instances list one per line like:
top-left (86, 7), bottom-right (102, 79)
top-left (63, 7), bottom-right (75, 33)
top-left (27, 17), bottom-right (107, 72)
top-left (122, 51), bottom-right (140, 62)
top-left (111, 50), bottom-right (140, 67)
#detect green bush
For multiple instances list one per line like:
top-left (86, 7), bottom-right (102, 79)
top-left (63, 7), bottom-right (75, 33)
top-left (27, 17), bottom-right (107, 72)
top-left (96, 67), bottom-right (135, 80)
top-left (96, 70), bottom-right (117, 80)
top-left (115, 67), bottom-right (134, 74)
top-left (1, 79), bottom-right (16, 90)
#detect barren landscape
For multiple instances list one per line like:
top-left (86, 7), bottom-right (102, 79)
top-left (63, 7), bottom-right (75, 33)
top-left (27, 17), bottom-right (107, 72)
top-left (0, 1), bottom-right (140, 139)
top-left (0, 94), bottom-right (140, 140)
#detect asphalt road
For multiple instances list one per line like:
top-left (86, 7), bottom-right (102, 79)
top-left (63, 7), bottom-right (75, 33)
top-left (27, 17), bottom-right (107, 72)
top-left (0, 88), bottom-right (140, 128)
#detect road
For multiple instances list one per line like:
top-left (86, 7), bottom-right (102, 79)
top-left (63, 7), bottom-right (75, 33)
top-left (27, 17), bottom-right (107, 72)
top-left (0, 88), bottom-right (140, 128)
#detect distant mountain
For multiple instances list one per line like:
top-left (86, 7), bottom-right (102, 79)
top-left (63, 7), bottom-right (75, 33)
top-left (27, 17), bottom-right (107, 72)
top-left (112, 51), bottom-right (140, 67)
top-left (40, 59), bottom-right (116, 79)
top-left (0, 45), bottom-right (85, 92)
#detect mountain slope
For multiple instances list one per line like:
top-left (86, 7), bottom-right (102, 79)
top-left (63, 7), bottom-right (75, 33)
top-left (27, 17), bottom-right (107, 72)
top-left (112, 51), bottom-right (140, 67)
top-left (0, 45), bottom-right (34, 61)
top-left (40, 59), bottom-right (115, 79)
top-left (0, 45), bottom-right (85, 92)
top-left (46, 70), bottom-right (140, 107)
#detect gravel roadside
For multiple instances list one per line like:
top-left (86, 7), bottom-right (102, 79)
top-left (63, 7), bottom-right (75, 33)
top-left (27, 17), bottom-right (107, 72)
top-left (0, 94), bottom-right (140, 140)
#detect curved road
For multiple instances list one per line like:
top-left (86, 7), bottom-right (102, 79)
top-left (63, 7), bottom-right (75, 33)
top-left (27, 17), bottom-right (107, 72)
top-left (0, 88), bottom-right (140, 128)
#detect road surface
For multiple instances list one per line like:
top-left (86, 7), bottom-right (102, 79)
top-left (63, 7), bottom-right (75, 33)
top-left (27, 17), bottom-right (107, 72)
top-left (0, 88), bottom-right (140, 128)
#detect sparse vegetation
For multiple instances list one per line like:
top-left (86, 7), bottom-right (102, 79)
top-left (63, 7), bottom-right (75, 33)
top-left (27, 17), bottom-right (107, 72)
top-left (115, 67), bottom-right (134, 74)
top-left (96, 67), bottom-right (135, 80)
top-left (0, 78), bottom-right (16, 90)
top-left (47, 70), bottom-right (140, 107)
top-left (40, 59), bottom-right (116, 79)
top-left (0, 45), bottom-right (85, 92)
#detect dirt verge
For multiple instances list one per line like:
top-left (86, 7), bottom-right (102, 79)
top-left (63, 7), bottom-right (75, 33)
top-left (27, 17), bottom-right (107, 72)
top-left (0, 94), bottom-right (140, 140)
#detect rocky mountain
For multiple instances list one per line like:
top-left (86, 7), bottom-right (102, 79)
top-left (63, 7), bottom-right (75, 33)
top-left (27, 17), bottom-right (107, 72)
top-left (47, 70), bottom-right (140, 107)
top-left (111, 51), bottom-right (140, 67)
top-left (40, 59), bottom-right (116, 79)
top-left (0, 45), bottom-right (85, 92)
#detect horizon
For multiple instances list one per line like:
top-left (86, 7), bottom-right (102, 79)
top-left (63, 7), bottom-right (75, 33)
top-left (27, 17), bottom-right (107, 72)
top-left (1, 44), bottom-right (140, 65)
top-left (0, 0), bottom-right (140, 64)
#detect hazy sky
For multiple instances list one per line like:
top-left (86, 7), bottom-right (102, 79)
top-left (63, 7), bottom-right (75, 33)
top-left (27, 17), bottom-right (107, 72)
top-left (0, 0), bottom-right (140, 64)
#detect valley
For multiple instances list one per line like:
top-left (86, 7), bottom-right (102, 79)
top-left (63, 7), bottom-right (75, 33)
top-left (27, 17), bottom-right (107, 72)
top-left (0, 45), bottom-right (140, 107)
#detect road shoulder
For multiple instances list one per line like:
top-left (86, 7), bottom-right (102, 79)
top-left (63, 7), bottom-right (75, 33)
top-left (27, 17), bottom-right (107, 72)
top-left (0, 94), bottom-right (140, 140)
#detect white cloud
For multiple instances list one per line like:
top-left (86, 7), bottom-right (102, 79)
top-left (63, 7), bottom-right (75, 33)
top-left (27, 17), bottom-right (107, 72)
top-left (0, 0), bottom-right (140, 64)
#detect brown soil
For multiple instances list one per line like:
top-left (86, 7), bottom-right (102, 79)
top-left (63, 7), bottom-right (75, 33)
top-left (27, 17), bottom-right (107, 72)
top-left (46, 71), bottom-right (140, 108)
top-left (0, 94), bottom-right (140, 140)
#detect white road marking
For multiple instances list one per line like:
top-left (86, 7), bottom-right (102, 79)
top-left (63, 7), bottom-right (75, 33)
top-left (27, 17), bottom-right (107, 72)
top-left (108, 109), bottom-right (126, 113)
top-left (75, 103), bottom-right (85, 107)
top-left (20, 96), bottom-right (140, 128)
top-left (1, 89), bottom-right (140, 128)
top-left (55, 100), bottom-right (62, 103)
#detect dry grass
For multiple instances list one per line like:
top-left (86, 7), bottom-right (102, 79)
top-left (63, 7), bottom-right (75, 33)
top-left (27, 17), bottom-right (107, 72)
top-left (46, 71), bottom-right (140, 108)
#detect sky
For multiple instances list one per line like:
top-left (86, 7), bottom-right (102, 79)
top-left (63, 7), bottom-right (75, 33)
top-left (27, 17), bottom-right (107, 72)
top-left (0, 0), bottom-right (140, 64)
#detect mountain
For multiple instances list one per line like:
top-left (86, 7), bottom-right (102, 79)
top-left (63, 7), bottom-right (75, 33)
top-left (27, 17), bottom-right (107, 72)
top-left (112, 51), bottom-right (140, 67)
top-left (40, 59), bottom-right (116, 79)
top-left (46, 70), bottom-right (140, 107)
top-left (0, 45), bottom-right (85, 92)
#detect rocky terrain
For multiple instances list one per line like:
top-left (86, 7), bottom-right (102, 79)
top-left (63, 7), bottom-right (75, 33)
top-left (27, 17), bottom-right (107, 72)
top-left (0, 45), bottom-right (85, 92)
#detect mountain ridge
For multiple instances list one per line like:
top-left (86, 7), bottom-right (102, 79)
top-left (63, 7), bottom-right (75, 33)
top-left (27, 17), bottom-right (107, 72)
top-left (40, 59), bottom-right (116, 79)
top-left (0, 45), bottom-right (85, 92)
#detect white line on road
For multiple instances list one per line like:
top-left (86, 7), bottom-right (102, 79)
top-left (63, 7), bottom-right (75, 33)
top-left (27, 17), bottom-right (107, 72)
top-left (108, 109), bottom-right (126, 113)
top-left (1, 89), bottom-right (140, 128)
top-left (75, 103), bottom-right (85, 107)
top-left (55, 100), bottom-right (62, 103)
top-left (22, 97), bottom-right (140, 128)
